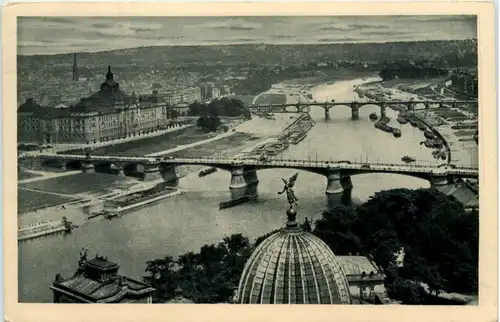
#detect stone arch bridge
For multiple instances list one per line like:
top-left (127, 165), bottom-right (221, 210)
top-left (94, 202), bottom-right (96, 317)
top-left (249, 100), bottom-right (477, 120)
top-left (27, 154), bottom-right (479, 199)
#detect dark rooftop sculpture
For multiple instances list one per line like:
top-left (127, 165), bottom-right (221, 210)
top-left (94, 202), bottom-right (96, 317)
top-left (235, 173), bottom-right (352, 304)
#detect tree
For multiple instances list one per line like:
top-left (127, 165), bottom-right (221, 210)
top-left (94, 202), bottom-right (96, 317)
top-left (313, 188), bottom-right (478, 303)
top-left (144, 188), bottom-right (477, 304)
top-left (145, 233), bottom-right (255, 303)
top-left (313, 205), bottom-right (363, 255)
top-left (144, 256), bottom-right (179, 301)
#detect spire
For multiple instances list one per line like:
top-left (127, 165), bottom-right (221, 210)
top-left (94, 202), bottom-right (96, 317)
top-left (106, 65), bottom-right (114, 80)
top-left (72, 53), bottom-right (79, 81)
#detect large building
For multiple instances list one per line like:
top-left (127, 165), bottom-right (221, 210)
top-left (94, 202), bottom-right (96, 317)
top-left (164, 87), bottom-right (201, 105)
top-left (51, 250), bottom-right (155, 303)
top-left (450, 69), bottom-right (478, 98)
top-left (234, 206), bottom-right (391, 304)
top-left (199, 83), bottom-right (231, 101)
top-left (18, 66), bottom-right (174, 145)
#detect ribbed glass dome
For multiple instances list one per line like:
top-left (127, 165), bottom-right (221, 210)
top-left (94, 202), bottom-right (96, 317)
top-left (236, 208), bottom-right (351, 304)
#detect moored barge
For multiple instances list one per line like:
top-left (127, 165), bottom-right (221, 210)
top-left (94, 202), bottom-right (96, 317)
top-left (424, 130), bottom-right (436, 139)
top-left (219, 195), bottom-right (257, 210)
top-left (101, 187), bottom-right (182, 216)
top-left (199, 167), bottom-right (218, 177)
top-left (417, 123), bottom-right (427, 131)
top-left (18, 217), bottom-right (72, 242)
top-left (396, 116), bottom-right (408, 125)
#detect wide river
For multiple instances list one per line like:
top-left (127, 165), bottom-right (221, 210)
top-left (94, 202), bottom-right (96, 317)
top-left (18, 78), bottom-right (467, 302)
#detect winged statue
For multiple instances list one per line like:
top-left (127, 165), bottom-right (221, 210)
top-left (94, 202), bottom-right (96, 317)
top-left (277, 172), bottom-right (299, 207)
top-left (78, 246), bottom-right (89, 267)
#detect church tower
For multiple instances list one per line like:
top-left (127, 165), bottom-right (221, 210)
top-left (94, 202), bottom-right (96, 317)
top-left (72, 53), bottom-right (79, 81)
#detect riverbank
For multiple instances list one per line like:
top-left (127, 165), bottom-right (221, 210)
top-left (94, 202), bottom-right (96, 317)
top-left (357, 79), bottom-right (478, 209)
top-left (20, 121), bottom-right (193, 156)
top-left (17, 108), bottom-right (303, 222)
top-left (405, 113), bottom-right (451, 164)
top-left (19, 74), bottom-right (478, 304)
top-left (358, 81), bottom-right (478, 168)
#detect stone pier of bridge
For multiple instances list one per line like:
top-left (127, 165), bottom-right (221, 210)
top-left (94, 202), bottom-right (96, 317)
top-left (141, 162), bottom-right (179, 184)
top-left (428, 174), bottom-right (449, 187)
top-left (325, 169), bottom-right (353, 195)
top-left (351, 103), bottom-right (360, 121)
top-left (380, 104), bottom-right (386, 118)
top-left (82, 161), bottom-right (95, 174)
top-left (229, 164), bottom-right (259, 199)
top-left (323, 104), bottom-right (331, 120)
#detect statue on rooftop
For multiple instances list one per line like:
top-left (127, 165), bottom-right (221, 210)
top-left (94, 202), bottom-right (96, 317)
top-left (277, 172), bottom-right (299, 208)
top-left (78, 246), bottom-right (88, 268)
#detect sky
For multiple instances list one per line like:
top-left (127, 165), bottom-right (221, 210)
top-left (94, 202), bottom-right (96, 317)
top-left (17, 16), bottom-right (477, 55)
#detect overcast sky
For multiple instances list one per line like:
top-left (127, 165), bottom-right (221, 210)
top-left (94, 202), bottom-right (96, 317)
top-left (18, 16), bottom-right (477, 55)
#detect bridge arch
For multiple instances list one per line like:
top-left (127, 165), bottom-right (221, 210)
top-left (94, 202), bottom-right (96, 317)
top-left (65, 160), bottom-right (83, 171)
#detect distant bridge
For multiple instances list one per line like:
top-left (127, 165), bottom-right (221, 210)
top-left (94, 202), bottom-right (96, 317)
top-left (248, 100), bottom-right (478, 120)
top-left (25, 154), bottom-right (479, 198)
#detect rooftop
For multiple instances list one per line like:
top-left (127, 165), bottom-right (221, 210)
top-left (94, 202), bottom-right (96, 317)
top-left (235, 207), bottom-right (351, 304)
top-left (51, 253), bottom-right (155, 303)
top-left (53, 273), bottom-right (154, 303)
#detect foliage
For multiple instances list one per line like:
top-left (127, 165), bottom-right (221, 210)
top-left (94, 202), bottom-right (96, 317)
top-left (188, 98), bottom-right (251, 119)
top-left (312, 188), bottom-right (478, 303)
top-left (189, 98), bottom-right (250, 132)
top-left (379, 63), bottom-right (448, 81)
top-left (145, 188), bottom-right (477, 304)
top-left (144, 233), bottom-right (252, 303)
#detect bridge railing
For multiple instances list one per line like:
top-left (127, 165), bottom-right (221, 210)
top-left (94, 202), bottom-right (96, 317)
top-left (248, 100), bottom-right (476, 107)
top-left (34, 154), bottom-right (479, 173)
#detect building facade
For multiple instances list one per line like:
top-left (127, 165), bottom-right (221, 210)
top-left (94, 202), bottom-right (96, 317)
top-left (450, 69), bottom-right (478, 98)
top-left (18, 66), bottom-right (177, 145)
top-left (51, 250), bottom-right (155, 303)
top-left (199, 83), bottom-right (230, 101)
top-left (164, 87), bottom-right (201, 105)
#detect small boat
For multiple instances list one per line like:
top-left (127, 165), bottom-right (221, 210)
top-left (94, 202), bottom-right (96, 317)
top-left (409, 119), bottom-right (419, 127)
top-left (417, 123), bottom-right (427, 131)
top-left (401, 155), bottom-right (416, 163)
top-left (434, 151), bottom-right (447, 160)
top-left (219, 195), bottom-right (257, 210)
top-left (392, 128), bottom-right (402, 138)
top-left (369, 113), bottom-right (378, 121)
top-left (396, 116), bottom-right (408, 125)
top-left (382, 125), bottom-right (393, 133)
top-left (104, 212), bottom-right (119, 220)
top-left (423, 140), bottom-right (433, 148)
top-left (432, 140), bottom-right (444, 149)
top-left (424, 130), bottom-right (436, 139)
top-left (87, 212), bottom-right (102, 220)
top-left (199, 167), bottom-right (218, 177)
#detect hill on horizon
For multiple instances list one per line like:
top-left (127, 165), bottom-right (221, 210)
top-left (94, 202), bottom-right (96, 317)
top-left (17, 40), bottom-right (477, 70)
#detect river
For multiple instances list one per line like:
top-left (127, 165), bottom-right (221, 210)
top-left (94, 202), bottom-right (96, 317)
top-left (19, 77), bottom-right (455, 302)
